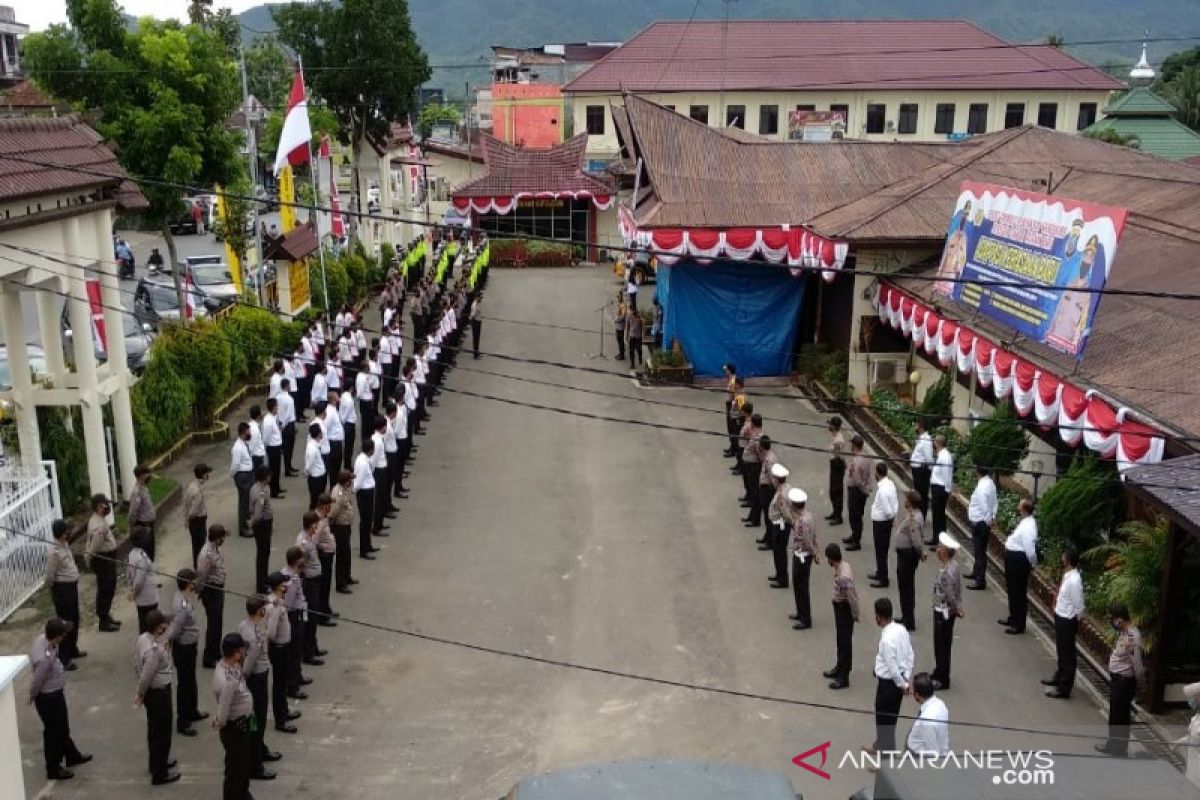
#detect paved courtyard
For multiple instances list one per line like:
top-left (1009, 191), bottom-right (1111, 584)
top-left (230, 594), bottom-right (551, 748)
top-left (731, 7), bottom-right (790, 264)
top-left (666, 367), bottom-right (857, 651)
top-left (10, 265), bottom-right (1119, 800)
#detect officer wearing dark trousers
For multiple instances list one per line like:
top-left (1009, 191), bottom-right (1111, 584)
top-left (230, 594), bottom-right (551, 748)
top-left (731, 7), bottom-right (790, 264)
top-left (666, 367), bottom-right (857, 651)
top-left (239, 595), bottom-right (280, 779)
top-left (330, 471), bottom-right (357, 589)
top-left (929, 434), bottom-right (953, 547)
top-left (166, 569), bottom-right (206, 737)
top-left (85, 495), bottom-right (120, 632)
top-left (249, 467), bottom-right (274, 594)
top-left (314, 495), bottom-right (337, 625)
top-left (183, 464), bottom-right (211, 567)
top-left (1044, 548), bottom-right (1083, 699)
top-left (843, 436), bottom-right (872, 551)
top-left (263, 574), bottom-right (299, 732)
top-left (470, 300), bottom-right (483, 358)
top-left (354, 443), bottom-right (378, 559)
top-left (868, 463), bottom-right (898, 589)
top-left (371, 417), bottom-right (392, 535)
top-left (278, 379), bottom-right (297, 476)
top-left (872, 598), bottom-right (913, 754)
top-left (892, 492), bottom-right (925, 631)
top-left (197, 525), bottom-right (228, 668)
top-left (386, 404), bottom-right (406, 505)
top-left (339, 387), bottom-right (357, 473)
top-left (213, 633), bottom-right (254, 800)
top-left (134, 611), bottom-right (179, 785)
top-left (826, 417), bottom-right (846, 525)
top-left (966, 467), bottom-right (997, 589)
top-left (999, 500), bottom-right (1037, 635)
top-left (230, 424), bottom-right (255, 537)
top-left (281, 548), bottom-right (311, 695)
top-left (909, 421), bottom-right (933, 518)
top-left (930, 532), bottom-right (964, 690)
top-left (29, 619), bottom-right (92, 780)
top-left (785, 490), bottom-right (817, 630)
top-left (46, 521), bottom-right (84, 666)
top-left (1096, 603), bottom-right (1144, 756)
top-left (823, 544), bottom-right (859, 689)
top-left (263, 398), bottom-right (285, 498)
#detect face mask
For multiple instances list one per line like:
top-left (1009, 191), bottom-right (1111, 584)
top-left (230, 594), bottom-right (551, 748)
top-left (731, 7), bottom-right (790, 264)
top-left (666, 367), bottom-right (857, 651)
top-left (1112, 621), bottom-right (1122, 632)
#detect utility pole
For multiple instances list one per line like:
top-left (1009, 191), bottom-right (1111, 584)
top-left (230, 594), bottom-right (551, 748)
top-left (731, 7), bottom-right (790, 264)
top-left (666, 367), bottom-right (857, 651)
top-left (240, 43), bottom-right (267, 306)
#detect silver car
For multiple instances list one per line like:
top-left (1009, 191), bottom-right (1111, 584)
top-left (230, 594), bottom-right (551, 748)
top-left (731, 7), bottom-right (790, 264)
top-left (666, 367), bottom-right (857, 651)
top-left (182, 255), bottom-right (240, 310)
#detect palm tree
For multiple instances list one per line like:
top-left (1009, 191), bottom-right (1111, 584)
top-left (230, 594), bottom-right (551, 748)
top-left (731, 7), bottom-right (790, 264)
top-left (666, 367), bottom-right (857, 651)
top-left (1082, 127), bottom-right (1141, 149)
top-left (1166, 65), bottom-right (1200, 132)
top-left (1084, 519), bottom-right (1168, 651)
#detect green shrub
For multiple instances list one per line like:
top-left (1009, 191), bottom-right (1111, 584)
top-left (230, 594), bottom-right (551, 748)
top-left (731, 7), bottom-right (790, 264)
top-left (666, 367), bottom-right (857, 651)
top-left (870, 388), bottom-right (917, 443)
top-left (130, 347), bottom-right (195, 457)
top-left (996, 489), bottom-right (1022, 536)
top-left (37, 405), bottom-right (89, 513)
top-left (966, 400), bottom-right (1029, 475)
top-left (218, 305), bottom-right (282, 382)
top-left (341, 253), bottom-right (368, 301)
top-left (918, 371), bottom-right (954, 428)
top-left (157, 320), bottom-right (232, 423)
top-left (1035, 453), bottom-right (1119, 567)
top-left (309, 252), bottom-right (350, 312)
top-left (650, 347), bottom-right (687, 367)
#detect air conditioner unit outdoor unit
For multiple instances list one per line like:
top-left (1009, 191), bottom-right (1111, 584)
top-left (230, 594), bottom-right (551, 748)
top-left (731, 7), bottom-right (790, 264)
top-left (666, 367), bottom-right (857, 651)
top-left (870, 356), bottom-right (907, 389)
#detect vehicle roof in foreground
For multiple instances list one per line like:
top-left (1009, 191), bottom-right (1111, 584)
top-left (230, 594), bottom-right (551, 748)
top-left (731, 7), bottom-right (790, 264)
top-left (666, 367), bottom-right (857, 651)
top-left (511, 760), bottom-right (796, 800)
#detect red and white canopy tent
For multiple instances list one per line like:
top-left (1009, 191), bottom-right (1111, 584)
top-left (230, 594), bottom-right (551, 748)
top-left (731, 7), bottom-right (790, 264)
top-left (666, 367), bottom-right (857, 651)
top-left (876, 283), bottom-right (1166, 471)
top-left (617, 204), bottom-right (849, 282)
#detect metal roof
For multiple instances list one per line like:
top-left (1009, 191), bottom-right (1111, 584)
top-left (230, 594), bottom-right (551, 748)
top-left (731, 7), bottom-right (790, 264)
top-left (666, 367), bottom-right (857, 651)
top-left (1124, 454), bottom-right (1200, 533)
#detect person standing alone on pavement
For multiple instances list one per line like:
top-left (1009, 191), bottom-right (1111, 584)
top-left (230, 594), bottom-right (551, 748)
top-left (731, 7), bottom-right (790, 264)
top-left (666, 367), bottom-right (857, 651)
top-left (823, 543), bottom-right (859, 690)
top-left (30, 618), bottom-right (92, 780)
top-left (1044, 546), bottom-right (1083, 699)
top-left (868, 462), bottom-right (898, 589)
top-left (45, 520), bottom-right (84, 669)
top-left (999, 499), bottom-right (1038, 635)
top-left (966, 466), bottom-right (997, 589)
top-left (184, 463), bottom-right (211, 567)
top-left (1095, 603), bottom-right (1144, 757)
top-left (870, 597), bottom-right (913, 756)
top-left (626, 305), bottom-right (644, 370)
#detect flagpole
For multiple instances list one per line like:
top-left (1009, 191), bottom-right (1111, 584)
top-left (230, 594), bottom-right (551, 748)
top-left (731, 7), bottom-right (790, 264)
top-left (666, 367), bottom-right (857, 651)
top-left (298, 55), bottom-right (330, 312)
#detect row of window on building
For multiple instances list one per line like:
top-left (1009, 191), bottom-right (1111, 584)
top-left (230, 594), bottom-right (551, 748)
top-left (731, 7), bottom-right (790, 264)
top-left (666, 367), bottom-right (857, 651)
top-left (585, 100), bottom-right (1099, 137)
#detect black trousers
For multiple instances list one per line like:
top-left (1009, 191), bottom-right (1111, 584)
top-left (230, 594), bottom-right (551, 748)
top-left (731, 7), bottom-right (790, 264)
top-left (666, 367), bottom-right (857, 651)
top-left (174, 641), bottom-right (199, 728)
top-left (970, 520), bottom-right (990, 584)
top-left (234, 470), bottom-right (254, 535)
top-left (471, 318), bottom-right (482, 357)
top-left (326, 442), bottom-right (344, 486)
top-left (267, 445), bottom-right (283, 495)
top-left (895, 547), bottom-right (920, 630)
top-left (201, 585), bottom-right (225, 666)
top-left (912, 465), bottom-right (931, 518)
top-left (93, 556), bottom-right (117, 625)
top-left (792, 553), bottom-right (812, 625)
top-left (628, 336), bottom-right (642, 368)
top-left (1053, 614), bottom-right (1079, 695)
top-left (829, 459), bottom-right (846, 519)
top-left (930, 485), bottom-right (949, 543)
top-left (356, 488), bottom-right (375, 554)
top-left (874, 677), bottom-right (905, 752)
top-left (832, 600), bottom-right (854, 681)
top-left (1004, 550), bottom-right (1031, 632)
top-left (373, 468), bottom-right (390, 532)
top-left (343, 422), bottom-right (356, 471)
top-left (359, 401), bottom-right (375, 443)
top-left (307, 474), bottom-right (325, 509)
top-left (296, 377), bottom-right (311, 416)
top-left (1105, 673), bottom-right (1137, 754)
top-left (188, 516), bottom-right (207, 568)
top-left (740, 461), bottom-right (761, 504)
top-left (387, 450), bottom-right (403, 500)
top-left (771, 526), bottom-right (789, 586)
top-left (253, 519), bottom-right (273, 594)
top-left (754, 481), bottom-right (773, 528)
top-left (318, 551), bottom-right (334, 615)
top-left (872, 519), bottom-right (894, 582)
top-left (34, 691), bottom-right (83, 774)
top-left (143, 685), bottom-right (173, 779)
top-left (219, 720), bottom-right (253, 800)
top-left (333, 523), bottom-right (353, 588)
top-left (137, 603), bottom-right (158, 633)
top-left (847, 487), bottom-right (868, 544)
top-left (726, 413), bottom-right (738, 453)
top-left (268, 644), bottom-right (290, 720)
top-left (301, 584), bottom-right (320, 658)
top-left (245, 670), bottom-right (269, 773)
top-left (932, 611), bottom-right (955, 687)
top-left (282, 421), bottom-right (296, 472)
top-left (614, 327), bottom-right (625, 358)
top-left (50, 581), bottom-right (81, 662)
top-left (286, 612), bottom-right (304, 689)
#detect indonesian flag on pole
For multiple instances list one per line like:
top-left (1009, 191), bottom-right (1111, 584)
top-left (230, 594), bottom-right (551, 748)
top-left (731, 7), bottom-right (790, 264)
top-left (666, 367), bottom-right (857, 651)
top-left (182, 270), bottom-right (197, 320)
top-left (273, 71), bottom-right (312, 176)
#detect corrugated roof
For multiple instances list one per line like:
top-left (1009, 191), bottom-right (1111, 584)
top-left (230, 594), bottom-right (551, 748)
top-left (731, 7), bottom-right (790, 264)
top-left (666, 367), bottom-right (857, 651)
top-left (1124, 454), bottom-right (1200, 532)
top-left (450, 133), bottom-right (614, 197)
top-left (564, 20), bottom-right (1124, 94)
top-left (1084, 116), bottom-right (1200, 161)
top-left (263, 223), bottom-right (319, 262)
top-left (0, 114), bottom-right (146, 210)
top-left (0, 79), bottom-right (56, 109)
top-left (1102, 87), bottom-right (1177, 117)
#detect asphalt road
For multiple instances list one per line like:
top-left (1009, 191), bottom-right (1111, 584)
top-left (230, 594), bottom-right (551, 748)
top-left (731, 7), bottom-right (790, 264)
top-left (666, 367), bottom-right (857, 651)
top-left (8, 265), bottom-right (1127, 800)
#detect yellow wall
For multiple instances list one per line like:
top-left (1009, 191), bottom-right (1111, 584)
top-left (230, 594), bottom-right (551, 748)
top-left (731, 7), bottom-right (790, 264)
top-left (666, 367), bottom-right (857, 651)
top-left (569, 87), bottom-right (1113, 158)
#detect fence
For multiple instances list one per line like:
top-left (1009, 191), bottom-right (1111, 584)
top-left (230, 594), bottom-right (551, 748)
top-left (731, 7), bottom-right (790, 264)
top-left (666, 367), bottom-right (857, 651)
top-left (0, 461), bottom-right (60, 621)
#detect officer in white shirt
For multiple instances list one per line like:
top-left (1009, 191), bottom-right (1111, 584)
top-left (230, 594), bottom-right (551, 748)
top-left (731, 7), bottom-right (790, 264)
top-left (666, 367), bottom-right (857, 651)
top-left (310, 401), bottom-right (330, 488)
top-left (1000, 499), bottom-right (1038, 635)
top-left (268, 362), bottom-right (285, 400)
top-left (906, 672), bottom-right (949, 757)
top-left (304, 423), bottom-right (326, 510)
top-left (292, 345), bottom-right (310, 415)
top-left (872, 597), bottom-right (914, 755)
top-left (338, 383), bottom-right (358, 472)
top-left (966, 466), bottom-right (998, 590)
top-left (869, 462), bottom-right (899, 589)
top-left (352, 441), bottom-right (377, 559)
top-left (230, 423), bottom-right (255, 537)
top-left (324, 360), bottom-right (341, 393)
top-left (379, 331), bottom-right (396, 396)
top-left (929, 435), bottom-right (954, 548)
top-left (355, 364), bottom-right (376, 437)
top-left (276, 380), bottom-right (297, 476)
top-left (323, 391), bottom-right (345, 485)
top-left (1044, 546), bottom-right (1083, 698)
top-left (366, 351), bottom-right (383, 418)
top-left (262, 398), bottom-right (285, 498)
top-left (247, 406), bottom-right (267, 471)
top-left (309, 362), bottom-right (328, 410)
top-left (370, 416), bottom-right (391, 536)
top-left (910, 419), bottom-right (934, 517)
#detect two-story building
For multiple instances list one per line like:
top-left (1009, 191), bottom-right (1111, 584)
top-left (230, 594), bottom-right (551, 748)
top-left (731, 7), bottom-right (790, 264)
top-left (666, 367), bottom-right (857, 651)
top-left (564, 20), bottom-right (1123, 165)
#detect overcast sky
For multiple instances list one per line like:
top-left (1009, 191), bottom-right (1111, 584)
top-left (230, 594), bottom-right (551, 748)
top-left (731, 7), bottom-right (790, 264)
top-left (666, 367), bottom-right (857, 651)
top-left (20, 0), bottom-right (264, 32)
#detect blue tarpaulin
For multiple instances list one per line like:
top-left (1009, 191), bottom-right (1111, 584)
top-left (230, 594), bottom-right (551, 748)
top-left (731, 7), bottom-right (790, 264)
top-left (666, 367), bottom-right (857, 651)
top-left (656, 260), bottom-right (805, 377)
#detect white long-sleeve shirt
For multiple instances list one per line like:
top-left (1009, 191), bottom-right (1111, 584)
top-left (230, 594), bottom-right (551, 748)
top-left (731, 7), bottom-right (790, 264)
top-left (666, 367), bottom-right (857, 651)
top-left (355, 370), bottom-right (375, 401)
top-left (967, 475), bottom-right (998, 524)
top-left (312, 417), bottom-right (329, 455)
top-left (1054, 568), bottom-right (1084, 619)
top-left (383, 417), bottom-right (398, 453)
top-left (910, 432), bottom-right (934, 468)
top-left (352, 452), bottom-right (374, 490)
top-left (1005, 516), bottom-right (1039, 566)
top-left (339, 393), bottom-right (357, 426)
top-left (310, 372), bottom-right (328, 406)
top-left (930, 448), bottom-right (954, 491)
top-left (276, 393), bottom-right (296, 427)
top-left (371, 432), bottom-right (387, 470)
top-left (324, 407), bottom-right (344, 443)
top-left (262, 413), bottom-right (283, 447)
top-left (230, 438), bottom-right (253, 475)
top-left (907, 695), bottom-right (950, 756)
top-left (269, 372), bottom-right (284, 399)
top-left (248, 419), bottom-right (266, 457)
top-left (870, 476), bottom-right (899, 522)
top-left (304, 439), bottom-right (325, 478)
top-left (874, 621), bottom-right (914, 690)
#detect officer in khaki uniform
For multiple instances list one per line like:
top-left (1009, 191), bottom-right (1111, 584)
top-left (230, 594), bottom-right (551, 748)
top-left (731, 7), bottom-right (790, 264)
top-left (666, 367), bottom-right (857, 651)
top-left (211, 633), bottom-right (255, 799)
top-left (133, 610), bottom-right (179, 785)
top-left (84, 494), bottom-right (120, 632)
top-left (46, 520), bottom-right (84, 667)
top-left (238, 595), bottom-right (280, 779)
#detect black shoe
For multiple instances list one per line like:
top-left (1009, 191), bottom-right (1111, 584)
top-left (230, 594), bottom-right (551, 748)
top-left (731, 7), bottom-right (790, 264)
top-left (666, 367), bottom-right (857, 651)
top-left (1005, 627), bottom-right (1024, 635)
top-left (99, 621), bottom-right (121, 632)
top-left (997, 618), bottom-right (1012, 626)
top-left (788, 613), bottom-right (803, 621)
top-left (384, 512), bottom-right (397, 519)
top-left (769, 581), bottom-right (788, 589)
top-left (829, 518), bottom-right (843, 526)
top-left (252, 770), bottom-right (277, 780)
top-left (870, 580), bottom-right (889, 589)
top-left (844, 543), bottom-right (862, 551)
top-left (842, 537), bottom-right (857, 545)
top-left (792, 622), bottom-right (811, 630)
top-left (176, 726), bottom-right (197, 737)
top-left (738, 502), bottom-right (751, 508)
top-left (166, 759), bottom-right (177, 770)
top-left (315, 648), bottom-right (329, 657)
top-left (285, 710), bottom-right (302, 721)
top-left (360, 553), bottom-right (376, 560)
top-left (1044, 688), bottom-right (1070, 699)
top-left (65, 662), bottom-right (78, 671)
top-left (743, 522), bottom-right (759, 528)
top-left (967, 582), bottom-right (987, 591)
top-left (336, 586), bottom-right (354, 594)
top-left (48, 767), bottom-right (75, 780)
top-left (65, 753), bottom-right (92, 767)
top-left (73, 651), bottom-right (87, 659)
top-left (740, 515), bottom-right (753, 522)
top-left (287, 691), bottom-right (309, 700)
top-left (1040, 678), bottom-right (1057, 686)
top-left (395, 491), bottom-right (410, 499)
top-left (298, 676), bottom-right (313, 686)
top-left (828, 679), bottom-right (849, 690)
top-left (317, 620), bottom-right (337, 627)
top-left (303, 657), bottom-right (325, 666)
top-left (756, 538), bottom-right (769, 545)
top-left (151, 771), bottom-right (182, 785)
top-left (822, 668), bottom-right (839, 678)
top-left (375, 529), bottom-right (390, 536)
top-left (824, 513), bottom-right (836, 521)
top-left (262, 751), bottom-right (283, 762)
top-left (757, 545), bottom-right (772, 551)
top-left (931, 679), bottom-right (947, 691)
top-left (270, 493), bottom-right (286, 499)
top-left (1093, 744), bottom-right (1126, 757)
top-left (190, 711), bottom-right (209, 722)
top-left (275, 724), bottom-right (298, 734)
top-left (348, 577), bottom-right (360, 585)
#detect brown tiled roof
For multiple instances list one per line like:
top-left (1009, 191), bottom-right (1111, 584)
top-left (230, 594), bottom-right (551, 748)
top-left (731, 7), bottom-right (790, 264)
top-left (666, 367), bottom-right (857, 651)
top-left (1124, 454), bottom-right (1200, 533)
top-left (0, 79), bottom-right (56, 110)
top-left (620, 95), bottom-right (951, 228)
top-left (0, 115), bottom-right (147, 210)
top-left (421, 139), bottom-right (484, 164)
top-left (365, 121), bottom-right (415, 156)
top-left (451, 133), bottom-right (615, 197)
top-left (564, 20), bottom-right (1124, 94)
top-left (263, 223), bottom-right (319, 262)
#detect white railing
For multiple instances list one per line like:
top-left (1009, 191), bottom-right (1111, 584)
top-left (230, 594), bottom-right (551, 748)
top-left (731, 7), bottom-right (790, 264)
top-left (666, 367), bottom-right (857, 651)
top-left (0, 462), bottom-right (57, 621)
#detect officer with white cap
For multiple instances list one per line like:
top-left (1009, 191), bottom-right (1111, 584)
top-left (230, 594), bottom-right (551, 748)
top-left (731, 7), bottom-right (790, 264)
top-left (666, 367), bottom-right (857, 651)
top-left (786, 488), bottom-right (819, 630)
top-left (763, 462), bottom-right (792, 551)
top-left (930, 532), bottom-right (965, 690)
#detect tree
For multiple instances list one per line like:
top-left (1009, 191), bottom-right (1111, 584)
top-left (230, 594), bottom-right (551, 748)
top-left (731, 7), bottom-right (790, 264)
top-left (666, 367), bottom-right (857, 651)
top-left (1155, 46), bottom-right (1200, 91)
top-left (417, 102), bottom-right (461, 139)
top-left (1081, 127), bottom-right (1141, 149)
top-left (187, 0), bottom-right (239, 54)
top-left (245, 36), bottom-right (293, 110)
top-left (1166, 66), bottom-right (1200, 132)
top-left (965, 400), bottom-right (1029, 476)
top-left (25, 0), bottom-right (245, 314)
top-left (273, 0), bottom-right (431, 243)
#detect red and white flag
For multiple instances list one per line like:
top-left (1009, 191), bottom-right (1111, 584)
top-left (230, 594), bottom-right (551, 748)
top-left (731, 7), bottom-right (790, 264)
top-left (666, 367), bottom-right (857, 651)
top-left (273, 71), bottom-right (312, 176)
top-left (85, 279), bottom-right (107, 351)
top-left (182, 270), bottom-right (197, 320)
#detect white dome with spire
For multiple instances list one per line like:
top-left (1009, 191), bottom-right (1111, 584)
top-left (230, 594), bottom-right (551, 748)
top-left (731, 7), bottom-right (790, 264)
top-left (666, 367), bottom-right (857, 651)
top-left (1130, 42), bottom-right (1156, 82)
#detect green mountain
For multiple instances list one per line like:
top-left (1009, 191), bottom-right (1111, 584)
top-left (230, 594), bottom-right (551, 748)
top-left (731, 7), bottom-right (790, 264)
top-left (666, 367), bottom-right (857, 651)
top-left (238, 0), bottom-right (1197, 90)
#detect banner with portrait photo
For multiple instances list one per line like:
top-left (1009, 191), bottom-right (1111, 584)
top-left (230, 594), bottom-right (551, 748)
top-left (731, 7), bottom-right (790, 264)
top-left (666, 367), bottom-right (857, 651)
top-left (933, 181), bottom-right (1127, 358)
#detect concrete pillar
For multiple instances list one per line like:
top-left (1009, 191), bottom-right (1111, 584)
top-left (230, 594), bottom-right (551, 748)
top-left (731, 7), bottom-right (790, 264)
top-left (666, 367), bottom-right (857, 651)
top-left (354, 146), bottom-right (375, 254)
top-left (379, 152), bottom-right (396, 247)
top-left (91, 211), bottom-right (137, 493)
top-left (0, 656), bottom-right (29, 800)
top-left (35, 283), bottom-right (67, 383)
top-left (0, 286), bottom-right (41, 465)
top-left (64, 217), bottom-right (111, 500)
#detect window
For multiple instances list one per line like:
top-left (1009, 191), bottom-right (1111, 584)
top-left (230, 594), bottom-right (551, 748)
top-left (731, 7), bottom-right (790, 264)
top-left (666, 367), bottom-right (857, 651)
top-left (1037, 102), bottom-right (1058, 129)
top-left (585, 105), bottom-right (605, 136)
top-left (830, 104), bottom-right (849, 128)
top-left (758, 104), bottom-right (779, 135)
top-left (967, 103), bottom-right (988, 134)
top-left (795, 104), bottom-right (815, 112)
top-left (726, 104), bottom-right (746, 129)
top-left (866, 103), bottom-right (886, 134)
top-left (1004, 102), bottom-right (1025, 129)
top-left (934, 103), bottom-right (956, 134)
top-left (897, 103), bottom-right (918, 134)
top-left (1077, 102), bottom-right (1098, 130)
top-left (689, 104), bottom-right (709, 124)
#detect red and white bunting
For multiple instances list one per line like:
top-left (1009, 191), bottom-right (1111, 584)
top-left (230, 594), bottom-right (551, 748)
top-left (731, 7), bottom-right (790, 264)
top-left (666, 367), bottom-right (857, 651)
top-left (874, 284), bottom-right (1167, 471)
top-left (451, 191), bottom-right (613, 216)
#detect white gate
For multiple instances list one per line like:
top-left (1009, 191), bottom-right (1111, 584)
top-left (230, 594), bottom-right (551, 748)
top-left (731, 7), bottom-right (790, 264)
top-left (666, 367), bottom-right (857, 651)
top-left (0, 461), bottom-right (58, 621)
